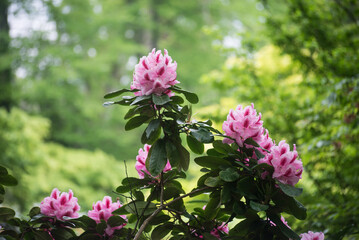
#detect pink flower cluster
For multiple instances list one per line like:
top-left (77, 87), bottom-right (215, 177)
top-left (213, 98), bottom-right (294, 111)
top-left (258, 140), bottom-right (303, 186)
top-left (135, 144), bottom-right (172, 179)
top-left (300, 231), bottom-right (325, 240)
top-left (131, 48), bottom-right (179, 97)
top-left (222, 103), bottom-right (264, 147)
top-left (40, 188), bottom-right (80, 220)
top-left (88, 196), bottom-right (127, 236)
top-left (210, 223), bottom-right (229, 239)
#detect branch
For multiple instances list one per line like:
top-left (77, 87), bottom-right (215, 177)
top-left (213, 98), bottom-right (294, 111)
top-left (133, 186), bottom-right (210, 240)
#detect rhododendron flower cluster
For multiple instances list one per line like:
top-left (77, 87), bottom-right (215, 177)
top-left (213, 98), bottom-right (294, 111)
top-left (88, 196), bottom-right (127, 236)
top-left (210, 222), bottom-right (229, 239)
top-left (40, 188), bottom-right (80, 220)
top-left (257, 129), bottom-right (275, 155)
top-left (135, 144), bottom-right (172, 178)
top-left (131, 48), bottom-right (179, 97)
top-left (259, 140), bottom-right (303, 186)
top-left (222, 103), bottom-right (264, 147)
top-left (300, 231), bottom-right (325, 240)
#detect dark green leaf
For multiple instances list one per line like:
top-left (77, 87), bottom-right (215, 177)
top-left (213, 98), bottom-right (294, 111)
top-left (166, 140), bottom-right (190, 171)
top-left (0, 185), bottom-right (4, 194)
top-left (96, 221), bottom-right (107, 235)
top-left (187, 135), bottom-right (204, 154)
top-left (194, 156), bottom-right (231, 169)
top-left (29, 207), bottom-right (41, 218)
top-left (190, 128), bottom-right (214, 143)
top-left (219, 168), bottom-right (240, 182)
top-left (51, 228), bottom-right (76, 240)
top-left (146, 139), bottom-right (168, 176)
top-left (205, 176), bottom-right (221, 187)
top-left (149, 214), bottom-right (171, 225)
top-left (221, 184), bottom-right (232, 203)
top-left (78, 233), bottom-right (102, 240)
top-left (254, 149), bottom-right (265, 159)
top-left (125, 115), bottom-right (151, 131)
top-left (249, 201), bottom-right (269, 212)
top-left (152, 94), bottom-right (171, 105)
top-left (104, 89), bottom-right (134, 99)
top-left (204, 194), bottom-right (221, 219)
top-left (107, 215), bottom-right (127, 227)
top-left (145, 119), bottom-right (161, 139)
top-left (130, 95), bottom-right (152, 106)
top-left (237, 177), bottom-right (258, 199)
top-left (71, 215), bottom-right (97, 229)
top-left (170, 96), bottom-right (184, 104)
top-left (213, 140), bottom-right (235, 154)
top-left (277, 182), bottom-right (303, 197)
top-left (289, 198), bottom-right (307, 220)
top-left (33, 231), bottom-right (53, 240)
top-left (268, 213), bottom-right (300, 240)
top-left (0, 166), bottom-right (8, 175)
top-left (0, 175), bottom-right (18, 186)
top-left (151, 223), bottom-right (173, 239)
top-left (244, 138), bottom-right (260, 147)
top-left (124, 201), bottom-right (157, 216)
top-left (0, 207), bottom-right (15, 221)
top-left (133, 191), bottom-right (145, 201)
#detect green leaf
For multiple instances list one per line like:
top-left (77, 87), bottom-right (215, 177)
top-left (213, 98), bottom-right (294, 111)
top-left (0, 207), bottom-right (15, 221)
top-left (0, 185), bottom-right (5, 194)
top-left (107, 215), bottom-right (127, 227)
top-left (145, 119), bottom-right (161, 139)
top-left (0, 166), bottom-right (8, 175)
top-left (33, 231), bottom-right (53, 240)
top-left (149, 214), bottom-right (171, 225)
top-left (237, 177), bottom-right (258, 199)
top-left (151, 223), bottom-right (173, 239)
top-left (70, 215), bottom-right (97, 229)
top-left (146, 139), bottom-right (168, 176)
top-left (133, 191), bottom-right (145, 201)
top-left (96, 221), bottom-right (108, 235)
top-left (0, 174), bottom-right (18, 186)
top-left (170, 95), bottom-right (184, 104)
top-left (152, 94), bottom-right (171, 105)
top-left (104, 89), bottom-right (135, 99)
top-left (219, 168), bottom-right (240, 182)
top-left (130, 95), bottom-right (152, 106)
top-left (190, 128), bottom-right (214, 143)
top-left (204, 176), bottom-right (221, 187)
top-left (289, 198), bottom-right (307, 220)
top-left (166, 140), bottom-right (190, 171)
top-left (249, 201), bottom-right (269, 212)
top-left (50, 228), bottom-right (76, 240)
top-left (29, 207), bottom-right (41, 218)
top-left (204, 194), bottom-right (221, 219)
top-left (244, 138), bottom-right (260, 147)
top-left (277, 182), bottom-right (303, 197)
top-left (125, 115), bottom-right (151, 131)
top-left (212, 140), bottom-right (235, 154)
top-left (78, 233), bottom-right (102, 240)
top-left (221, 184), bottom-right (232, 203)
top-left (187, 135), bottom-right (204, 154)
top-left (123, 201), bottom-right (157, 216)
top-left (268, 213), bottom-right (300, 240)
top-left (194, 156), bottom-right (231, 169)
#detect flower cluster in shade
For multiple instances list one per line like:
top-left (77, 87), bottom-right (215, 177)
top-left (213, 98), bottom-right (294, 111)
top-left (40, 188), bottom-right (80, 220)
top-left (88, 196), bottom-right (127, 236)
top-left (259, 140), bottom-right (303, 186)
top-left (223, 104), bottom-right (303, 186)
top-left (131, 48), bottom-right (179, 97)
top-left (300, 231), bottom-right (325, 240)
top-left (135, 144), bottom-right (172, 179)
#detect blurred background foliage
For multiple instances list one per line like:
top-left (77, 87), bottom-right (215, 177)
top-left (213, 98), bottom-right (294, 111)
top-left (0, 0), bottom-right (358, 239)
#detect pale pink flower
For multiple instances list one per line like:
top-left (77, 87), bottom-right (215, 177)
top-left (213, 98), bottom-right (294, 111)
top-left (40, 188), bottom-right (80, 220)
top-left (258, 140), bottom-right (303, 186)
top-left (222, 104), bottom-right (264, 147)
top-left (135, 144), bottom-right (172, 179)
top-left (257, 129), bottom-right (275, 156)
top-left (131, 48), bottom-right (179, 97)
top-left (300, 231), bottom-right (325, 240)
top-left (88, 196), bottom-right (127, 236)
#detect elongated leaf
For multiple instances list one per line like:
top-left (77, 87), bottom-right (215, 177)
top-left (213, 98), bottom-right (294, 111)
top-left (125, 115), bottom-right (151, 131)
top-left (124, 201), bottom-right (157, 216)
top-left (146, 139), bottom-right (168, 176)
top-left (170, 95), bottom-right (184, 104)
top-left (130, 95), bottom-right (151, 106)
top-left (249, 201), bottom-right (269, 212)
top-left (190, 128), bottom-right (214, 143)
top-left (151, 223), bottom-right (173, 239)
top-left (219, 168), bottom-right (240, 182)
top-left (213, 140), bottom-right (235, 154)
top-left (204, 176), bottom-right (221, 187)
top-left (0, 207), bottom-right (15, 221)
top-left (0, 175), bottom-right (18, 186)
top-left (51, 228), bottom-right (76, 240)
top-left (29, 207), bottom-right (41, 218)
top-left (204, 194), bottom-right (221, 219)
top-left (0, 166), bottom-right (8, 175)
top-left (104, 89), bottom-right (135, 99)
top-left (277, 182), bottom-right (303, 197)
top-left (268, 213), bottom-right (300, 240)
top-left (187, 135), bottom-right (204, 154)
top-left (194, 156), bottom-right (231, 169)
top-left (33, 231), bottom-right (53, 240)
top-left (244, 138), bottom-right (260, 147)
top-left (145, 119), bottom-right (161, 138)
top-left (107, 215), bottom-right (127, 227)
top-left (152, 94), bottom-right (171, 105)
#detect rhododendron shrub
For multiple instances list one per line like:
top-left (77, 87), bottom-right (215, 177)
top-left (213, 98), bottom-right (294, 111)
top-left (0, 49), bottom-right (325, 240)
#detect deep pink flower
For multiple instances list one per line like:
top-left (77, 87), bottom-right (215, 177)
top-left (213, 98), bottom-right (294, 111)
top-left (131, 48), bottom-right (179, 97)
top-left (222, 103), bottom-right (264, 147)
top-left (300, 231), bottom-right (325, 240)
top-left (40, 188), bottom-right (80, 220)
top-left (135, 144), bottom-right (172, 179)
top-left (210, 222), bottom-right (229, 239)
top-left (88, 196), bottom-right (127, 236)
top-left (257, 129), bottom-right (275, 156)
top-left (258, 140), bottom-right (303, 186)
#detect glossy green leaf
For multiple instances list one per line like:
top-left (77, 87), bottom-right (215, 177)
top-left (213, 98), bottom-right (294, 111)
top-left (145, 119), bottom-right (161, 139)
top-left (104, 89), bottom-right (135, 99)
top-left (125, 115), bottom-right (151, 131)
top-left (194, 156), bottom-right (231, 169)
top-left (204, 176), bottom-right (221, 187)
top-left (190, 128), bottom-right (214, 143)
top-left (244, 138), bottom-right (260, 147)
top-left (152, 94), bottom-right (171, 105)
top-left (268, 213), bottom-right (300, 240)
top-left (219, 168), bottom-right (240, 182)
top-left (277, 182), bottom-right (303, 197)
top-left (29, 207), bottom-right (41, 218)
top-left (146, 139), bottom-right (168, 176)
top-left (187, 135), bottom-right (204, 154)
top-left (107, 215), bottom-right (127, 227)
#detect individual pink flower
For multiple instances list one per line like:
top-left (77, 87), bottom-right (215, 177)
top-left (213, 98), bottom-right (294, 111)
top-left (135, 144), bottom-right (172, 179)
top-left (300, 231), bottom-right (325, 240)
top-left (258, 140), bottom-right (303, 186)
top-left (131, 48), bottom-right (179, 97)
top-left (40, 188), bottom-right (80, 220)
top-left (88, 196), bottom-right (127, 236)
top-left (222, 103), bottom-right (264, 147)
top-left (257, 129), bottom-right (275, 156)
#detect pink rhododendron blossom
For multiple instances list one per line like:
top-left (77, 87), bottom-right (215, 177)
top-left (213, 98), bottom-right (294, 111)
top-left (40, 188), bottom-right (80, 220)
top-left (222, 103), bottom-right (264, 147)
top-left (258, 140), bottom-right (303, 186)
top-left (135, 144), bottom-right (172, 179)
top-left (300, 231), bottom-right (325, 240)
top-left (131, 48), bottom-right (179, 97)
top-left (88, 196), bottom-right (127, 236)
top-left (210, 222), bottom-right (229, 239)
top-left (257, 129), bottom-right (275, 156)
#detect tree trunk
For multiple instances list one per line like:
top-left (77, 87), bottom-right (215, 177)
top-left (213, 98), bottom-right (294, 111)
top-left (0, 0), bottom-right (11, 112)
